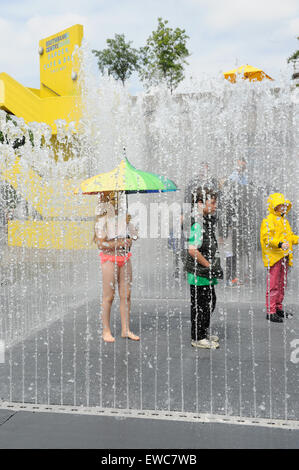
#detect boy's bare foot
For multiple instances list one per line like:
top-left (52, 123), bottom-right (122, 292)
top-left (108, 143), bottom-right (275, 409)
top-left (102, 331), bottom-right (115, 342)
top-left (121, 331), bottom-right (140, 341)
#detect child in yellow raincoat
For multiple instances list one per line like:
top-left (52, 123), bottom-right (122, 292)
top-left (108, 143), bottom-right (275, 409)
top-left (260, 193), bottom-right (299, 322)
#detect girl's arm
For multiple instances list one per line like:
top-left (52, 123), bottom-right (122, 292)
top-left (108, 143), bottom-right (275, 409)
top-left (96, 237), bottom-right (131, 251)
top-left (188, 245), bottom-right (210, 267)
top-left (260, 219), bottom-right (281, 248)
top-left (128, 222), bottom-right (139, 239)
top-left (278, 220), bottom-right (298, 246)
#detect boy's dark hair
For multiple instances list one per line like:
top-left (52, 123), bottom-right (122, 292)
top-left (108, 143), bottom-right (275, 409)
top-left (191, 186), bottom-right (218, 207)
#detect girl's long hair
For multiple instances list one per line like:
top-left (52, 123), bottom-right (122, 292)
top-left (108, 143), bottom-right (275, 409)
top-left (93, 193), bottom-right (111, 245)
top-left (93, 212), bottom-right (107, 245)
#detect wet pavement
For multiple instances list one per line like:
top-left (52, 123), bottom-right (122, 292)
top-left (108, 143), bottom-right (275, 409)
top-left (0, 296), bottom-right (298, 420)
top-left (1, 242), bottom-right (299, 448)
top-left (0, 407), bottom-right (299, 449)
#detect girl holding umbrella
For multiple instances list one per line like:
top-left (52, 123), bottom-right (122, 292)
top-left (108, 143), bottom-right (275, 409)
top-left (75, 155), bottom-right (177, 343)
top-left (94, 191), bottom-right (139, 343)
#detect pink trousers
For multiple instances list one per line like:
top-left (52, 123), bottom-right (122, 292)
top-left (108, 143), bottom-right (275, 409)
top-left (266, 257), bottom-right (288, 315)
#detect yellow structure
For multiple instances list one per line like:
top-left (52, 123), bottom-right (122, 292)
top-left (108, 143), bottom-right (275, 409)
top-left (0, 24), bottom-right (83, 132)
top-left (1, 157), bottom-right (95, 218)
top-left (0, 24), bottom-right (97, 250)
top-left (8, 220), bottom-right (94, 250)
top-left (224, 64), bottom-right (273, 83)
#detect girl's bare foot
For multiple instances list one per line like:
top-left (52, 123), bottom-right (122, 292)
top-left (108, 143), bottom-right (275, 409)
top-left (102, 331), bottom-right (115, 343)
top-left (121, 331), bottom-right (140, 341)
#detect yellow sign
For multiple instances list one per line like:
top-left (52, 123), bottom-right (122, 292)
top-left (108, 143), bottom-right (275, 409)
top-left (0, 24), bottom-right (83, 129)
top-left (39, 24), bottom-right (83, 97)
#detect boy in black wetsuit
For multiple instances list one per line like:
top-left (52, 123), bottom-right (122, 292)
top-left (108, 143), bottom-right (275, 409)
top-left (184, 187), bottom-right (223, 349)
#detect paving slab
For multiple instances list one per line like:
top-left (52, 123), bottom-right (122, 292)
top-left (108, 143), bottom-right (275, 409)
top-left (0, 409), bottom-right (298, 449)
top-left (0, 409), bottom-right (16, 426)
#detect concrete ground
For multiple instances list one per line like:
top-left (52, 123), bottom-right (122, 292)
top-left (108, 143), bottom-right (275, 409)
top-left (0, 242), bottom-right (299, 448)
top-left (1, 297), bottom-right (298, 418)
top-left (0, 408), bottom-right (298, 449)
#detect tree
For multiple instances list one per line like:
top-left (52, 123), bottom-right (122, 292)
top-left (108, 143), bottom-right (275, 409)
top-left (0, 182), bottom-right (20, 210)
top-left (288, 36), bottom-right (299, 84)
top-left (139, 17), bottom-right (190, 94)
top-left (287, 36), bottom-right (299, 63)
top-left (0, 112), bottom-right (33, 148)
top-left (92, 34), bottom-right (140, 86)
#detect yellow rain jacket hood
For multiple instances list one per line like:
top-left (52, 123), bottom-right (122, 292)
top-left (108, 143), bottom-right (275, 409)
top-left (260, 193), bottom-right (299, 267)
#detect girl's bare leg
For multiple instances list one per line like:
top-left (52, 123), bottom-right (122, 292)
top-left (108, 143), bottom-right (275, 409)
top-left (119, 259), bottom-right (139, 340)
top-left (101, 261), bottom-right (117, 342)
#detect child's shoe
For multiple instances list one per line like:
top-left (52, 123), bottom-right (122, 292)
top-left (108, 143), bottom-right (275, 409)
top-left (209, 335), bottom-right (219, 342)
top-left (276, 308), bottom-right (293, 319)
top-left (191, 338), bottom-right (219, 349)
top-left (266, 313), bottom-right (283, 323)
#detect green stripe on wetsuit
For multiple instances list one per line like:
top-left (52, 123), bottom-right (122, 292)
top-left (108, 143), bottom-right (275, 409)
top-left (187, 222), bottom-right (218, 286)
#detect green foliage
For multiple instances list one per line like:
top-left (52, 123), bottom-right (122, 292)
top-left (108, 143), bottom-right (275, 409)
top-left (288, 50), bottom-right (299, 62)
top-left (28, 130), bottom-right (34, 147)
top-left (92, 34), bottom-right (140, 85)
top-left (139, 17), bottom-right (190, 94)
top-left (287, 36), bottom-right (299, 63)
top-left (0, 181), bottom-right (21, 211)
top-left (0, 111), bottom-right (34, 148)
top-left (0, 113), bottom-right (15, 144)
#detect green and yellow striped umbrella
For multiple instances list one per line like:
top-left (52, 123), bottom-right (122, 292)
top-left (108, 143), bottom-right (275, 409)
top-left (74, 157), bottom-right (177, 194)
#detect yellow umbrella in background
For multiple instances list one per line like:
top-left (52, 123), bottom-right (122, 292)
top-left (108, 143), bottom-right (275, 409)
top-left (224, 65), bottom-right (273, 83)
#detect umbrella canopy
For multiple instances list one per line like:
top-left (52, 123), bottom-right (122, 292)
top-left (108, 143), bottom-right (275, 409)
top-left (224, 65), bottom-right (273, 83)
top-left (74, 157), bottom-right (177, 194)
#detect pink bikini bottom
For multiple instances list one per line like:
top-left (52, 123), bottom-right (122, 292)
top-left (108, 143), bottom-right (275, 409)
top-left (99, 252), bottom-right (132, 268)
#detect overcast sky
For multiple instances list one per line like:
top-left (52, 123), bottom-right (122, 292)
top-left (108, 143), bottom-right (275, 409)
top-left (0, 0), bottom-right (298, 92)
